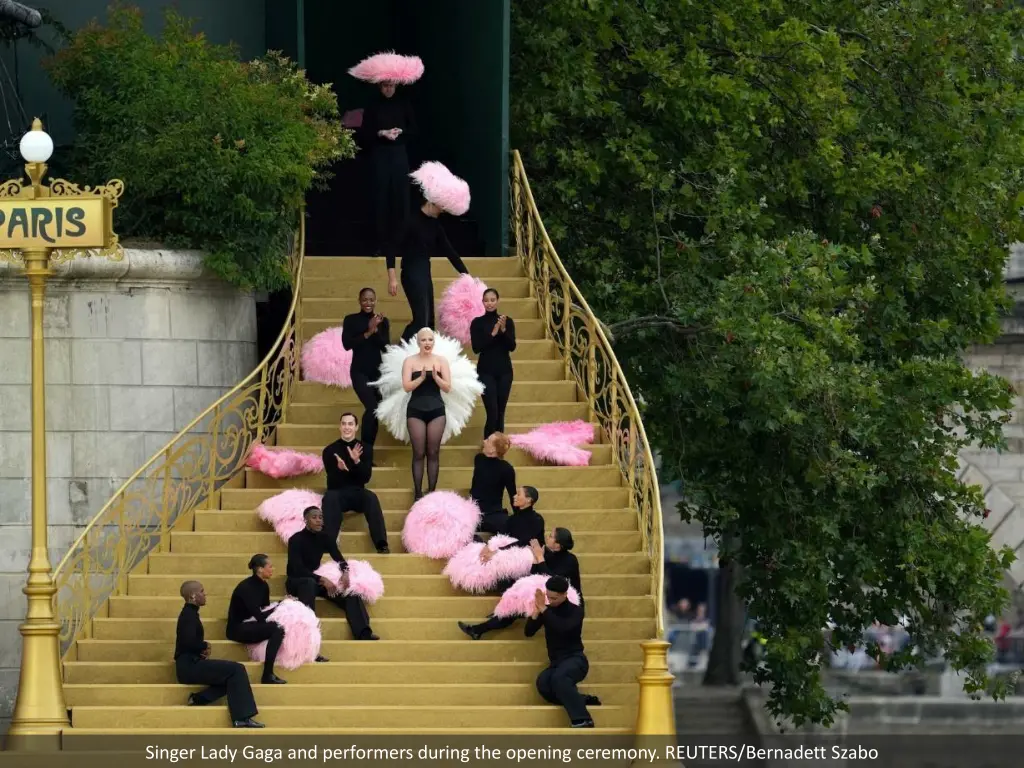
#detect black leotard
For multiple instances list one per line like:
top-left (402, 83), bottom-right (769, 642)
top-left (408, 370), bottom-right (445, 422)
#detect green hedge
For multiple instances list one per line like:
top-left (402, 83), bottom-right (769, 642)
top-left (45, 6), bottom-right (354, 290)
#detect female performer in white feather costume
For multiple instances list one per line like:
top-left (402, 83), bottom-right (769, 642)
top-left (374, 328), bottom-right (483, 498)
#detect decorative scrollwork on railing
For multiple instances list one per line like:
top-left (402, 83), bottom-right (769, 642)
top-left (510, 152), bottom-right (666, 637)
top-left (53, 215), bottom-right (305, 657)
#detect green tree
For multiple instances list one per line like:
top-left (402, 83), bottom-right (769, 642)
top-left (512, 0), bottom-right (1024, 726)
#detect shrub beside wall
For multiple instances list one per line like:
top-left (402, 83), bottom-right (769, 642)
top-left (45, 6), bottom-right (355, 290)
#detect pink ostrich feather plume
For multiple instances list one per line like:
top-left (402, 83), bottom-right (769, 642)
top-left (443, 534), bottom-right (536, 594)
top-left (247, 444), bottom-right (324, 479)
top-left (401, 490), bottom-right (481, 559)
top-left (492, 574), bottom-right (582, 619)
top-left (244, 599), bottom-right (321, 670)
top-left (438, 274), bottom-right (488, 345)
top-left (301, 327), bottom-right (353, 388)
top-left (410, 161), bottom-right (470, 216)
top-left (257, 489), bottom-right (323, 544)
top-left (315, 559), bottom-right (385, 605)
top-left (348, 52), bottom-right (424, 85)
top-left (508, 420), bottom-right (596, 466)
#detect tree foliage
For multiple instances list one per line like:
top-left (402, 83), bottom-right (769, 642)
top-left (511, 0), bottom-right (1024, 725)
top-left (45, 5), bottom-right (354, 290)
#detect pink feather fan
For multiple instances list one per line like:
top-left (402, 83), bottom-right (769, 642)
top-left (492, 574), bottom-right (582, 619)
top-left (443, 534), bottom-right (536, 594)
top-left (401, 491), bottom-right (481, 559)
top-left (508, 420), bottom-right (596, 467)
top-left (315, 559), bottom-right (385, 604)
top-left (438, 274), bottom-right (488, 345)
top-left (301, 327), bottom-right (353, 388)
top-left (348, 52), bottom-right (424, 85)
top-left (256, 489), bottom-right (323, 544)
top-left (247, 444), bottom-right (324, 479)
top-left (410, 161), bottom-right (471, 216)
top-left (244, 599), bottom-right (322, 670)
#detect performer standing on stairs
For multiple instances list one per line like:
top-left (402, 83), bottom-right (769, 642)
top-left (225, 555), bottom-right (288, 685)
top-left (285, 506), bottom-right (380, 655)
top-left (342, 288), bottom-right (390, 447)
top-left (349, 52), bottom-right (424, 255)
top-left (174, 580), bottom-right (264, 728)
top-left (526, 575), bottom-right (596, 728)
top-left (403, 327), bottom-right (452, 499)
top-left (322, 412), bottom-right (390, 553)
top-left (471, 431), bottom-right (517, 537)
top-left (387, 161), bottom-right (472, 342)
top-left (471, 288), bottom-right (516, 439)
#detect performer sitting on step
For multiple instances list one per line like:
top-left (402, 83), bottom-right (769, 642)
top-left (526, 575), bottom-right (595, 728)
top-left (225, 554), bottom-right (288, 685)
top-left (460, 527), bottom-right (584, 641)
top-left (470, 432), bottom-right (517, 538)
top-left (285, 506), bottom-right (379, 658)
top-left (482, 486), bottom-right (544, 556)
top-left (322, 412), bottom-right (390, 553)
top-left (174, 580), bottom-right (264, 728)
top-left (341, 288), bottom-right (390, 447)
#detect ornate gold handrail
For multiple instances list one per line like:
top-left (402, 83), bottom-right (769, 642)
top-left (52, 214), bottom-right (306, 657)
top-left (510, 150), bottom-right (666, 638)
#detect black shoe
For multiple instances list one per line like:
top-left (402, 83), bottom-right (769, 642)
top-left (261, 674), bottom-right (287, 685)
top-left (570, 719), bottom-right (595, 728)
top-left (233, 718), bottom-right (265, 728)
top-left (458, 621), bottom-right (482, 641)
top-left (413, 489), bottom-right (424, 502)
top-left (359, 631), bottom-right (380, 640)
top-left (187, 693), bottom-right (205, 707)
top-left (583, 694), bottom-right (602, 706)
top-left (376, 544), bottom-right (390, 554)
top-left (315, 655), bottom-right (330, 663)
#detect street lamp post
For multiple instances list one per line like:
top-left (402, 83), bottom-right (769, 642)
top-left (1, 119), bottom-right (123, 750)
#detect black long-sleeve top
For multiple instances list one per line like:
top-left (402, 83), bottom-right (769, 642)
top-left (287, 527), bottom-right (347, 581)
top-left (359, 95), bottom-right (417, 148)
top-left (174, 603), bottom-right (207, 660)
top-left (497, 506), bottom-right (545, 551)
top-left (323, 438), bottom-right (373, 491)
top-left (387, 210), bottom-right (469, 274)
top-left (469, 453), bottom-right (516, 515)
top-left (341, 312), bottom-right (390, 377)
top-left (227, 574), bottom-right (275, 631)
top-left (525, 599), bottom-right (586, 663)
top-left (531, 549), bottom-right (583, 597)
top-left (471, 311), bottom-right (517, 377)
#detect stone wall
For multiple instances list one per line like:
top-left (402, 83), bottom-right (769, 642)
top-left (0, 248), bottom-right (257, 732)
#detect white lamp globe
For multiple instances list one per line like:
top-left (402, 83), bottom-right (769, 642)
top-left (20, 126), bottom-right (53, 164)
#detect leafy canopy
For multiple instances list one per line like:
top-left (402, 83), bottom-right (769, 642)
top-left (45, 5), bottom-right (355, 290)
top-left (512, 0), bottom-right (1024, 725)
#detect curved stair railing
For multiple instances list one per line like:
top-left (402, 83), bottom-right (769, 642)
top-left (53, 214), bottom-right (306, 658)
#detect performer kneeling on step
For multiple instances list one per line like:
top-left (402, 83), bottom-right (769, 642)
top-left (226, 554), bottom-right (288, 685)
top-left (285, 506), bottom-right (379, 658)
top-left (175, 580), bottom-right (264, 728)
top-left (471, 432), bottom-right (517, 538)
top-left (526, 576), bottom-right (595, 728)
top-left (322, 412), bottom-right (389, 553)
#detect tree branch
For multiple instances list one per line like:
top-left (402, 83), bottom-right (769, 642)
top-left (607, 315), bottom-right (701, 341)
top-left (650, 188), bottom-right (672, 313)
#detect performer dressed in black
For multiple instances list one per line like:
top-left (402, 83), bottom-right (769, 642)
top-left (526, 575), bottom-right (595, 728)
top-left (341, 288), bottom-right (390, 446)
top-left (322, 412), bottom-right (389, 553)
top-left (174, 580), bottom-right (263, 728)
top-left (359, 81), bottom-right (417, 254)
top-left (225, 554), bottom-right (288, 685)
top-left (491, 486), bottom-right (545, 552)
top-left (387, 203), bottom-right (469, 342)
top-left (471, 289), bottom-right (516, 439)
top-left (470, 432), bottom-right (517, 538)
top-left (285, 507), bottom-right (379, 656)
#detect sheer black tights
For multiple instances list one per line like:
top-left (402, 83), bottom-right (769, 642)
top-left (408, 415), bottom-right (446, 495)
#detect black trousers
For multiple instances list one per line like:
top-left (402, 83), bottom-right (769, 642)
top-left (286, 576), bottom-right (371, 639)
top-left (372, 144), bottom-right (410, 252)
top-left (175, 655), bottom-right (257, 722)
top-left (322, 487), bottom-right (388, 549)
top-left (471, 613), bottom-right (517, 635)
top-left (477, 509), bottom-right (509, 536)
top-left (226, 621), bottom-right (285, 680)
top-left (479, 371), bottom-right (513, 438)
top-left (536, 654), bottom-right (591, 722)
top-left (350, 371), bottom-right (382, 446)
top-left (401, 266), bottom-right (434, 341)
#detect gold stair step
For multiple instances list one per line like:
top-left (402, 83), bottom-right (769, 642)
top-left (276, 418), bottom-right (590, 445)
top-left (303, 256), bottom-right (527, 281)
top-left (127, 574), bottom-right (651, 598)
top-left (286, 401), bottom-right (583, 426)
top-left (243, 463), bottom-right (617, 489)
top-left (90, 617), bottom-right (656, 642)
top-left (262, 444), bottom-right (608, 468)
top-left (301, 274), bottom-right (533, 300)
top-left (169, 530), bottom-right (641, 554)
top-left (60, 728), bottom-right (632, 742)
top-left (194, 508), bottom-right (637, 533)
top-left (106, 595), bottom-right (654, 620)
top-left (146, 551), bottom-right (650, 575)
top-left (301, 317), bottom-right (547, 341)
top-left (219, 487), bottom-right (627, 510)
top-left (63, 682), bottom-right (637, 707)
top-left (301, 296), bottom-right (541, 319)
top-left (291, 380), bottom-right (577, 405)
top-left (63, 660), bottom-right (642, 685)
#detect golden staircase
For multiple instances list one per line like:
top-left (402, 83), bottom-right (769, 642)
top-left (48, 153), bottom-right (672, 740)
